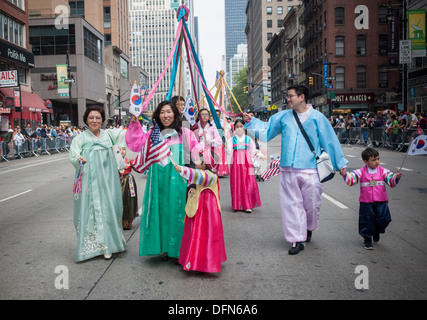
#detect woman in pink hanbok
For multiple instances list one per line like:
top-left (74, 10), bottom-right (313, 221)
top-left (214, 110), bottom-right (230, 177)
top-left (174, 152), bottom-right (226, 273)
top-left (192, 108), bottom-right (222, 155)
top-left (227, 119), bottom-right (261, 213)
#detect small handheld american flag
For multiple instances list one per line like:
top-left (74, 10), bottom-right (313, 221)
top-left (261, 159), bottom-right (280, 181)
top-left (133, 121), bottom-right (171, 173)
top-left (73, 162), bottom-right (83, 194)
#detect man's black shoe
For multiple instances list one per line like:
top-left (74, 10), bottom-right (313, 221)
top-left (306, 230), bottom-right (312, 242)
top-left (373, 233), bottom-right (380, 242)
top-left (288, 242), bottom-right (305, 255)
top-left (363, 237), bottom-right (373, 250)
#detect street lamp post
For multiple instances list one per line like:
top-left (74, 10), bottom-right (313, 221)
top-left (387, 0), bottom-right (409, 111)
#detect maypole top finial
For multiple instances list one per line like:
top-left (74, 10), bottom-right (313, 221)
top-left (219, 70), bottom-right (225, 76)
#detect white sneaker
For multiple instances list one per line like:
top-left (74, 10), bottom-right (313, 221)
top-left (245, 209), bottom-right (252, 213)
top-left (104, 253), bottom-right (112, 260)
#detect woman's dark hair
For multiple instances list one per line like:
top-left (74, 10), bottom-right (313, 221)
top-left (234, 119), bottom-right (246, 127)
top-left (196, 108), bottom-right (211, 124)
top-left (152, 100), bottom-right (182, 132)
top-left (83, 105), bottom-right (105, 125)
top-left (171, 95), bottom-right (185, 109)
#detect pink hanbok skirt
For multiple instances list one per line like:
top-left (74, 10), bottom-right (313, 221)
top-left (230, 149), bottom-right (261, 211)
top-left (178, 189), bottom-right (227, 273)
top-left (215, 144), bottom-right (229, 176)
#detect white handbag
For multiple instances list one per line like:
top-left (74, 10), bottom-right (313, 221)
top-left (107, 132), bottom-right (126, 170)
top-left (293, 111), bottom-right (335, 183)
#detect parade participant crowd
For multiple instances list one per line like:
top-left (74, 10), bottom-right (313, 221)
top-left (2, 85), bottom-right (408, 268)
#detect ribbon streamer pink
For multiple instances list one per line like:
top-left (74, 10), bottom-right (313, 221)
top-left (138, 21), bottom-right (184, 116)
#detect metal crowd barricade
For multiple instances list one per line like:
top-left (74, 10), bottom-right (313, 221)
top-left (45, 138), bottom-right (60, 154)
top-left (1, 141), bottom-right (10, 162)
top-left (345, 127), bottom-right (360, 145)
top-left (1, 136), bottom-right (74, 162)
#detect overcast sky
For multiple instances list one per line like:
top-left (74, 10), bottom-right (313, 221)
top-left (193, 0), bottom-right (225, 88)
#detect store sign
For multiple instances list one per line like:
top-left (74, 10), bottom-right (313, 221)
top-left (0, 39), bottom-right (35, 68)
top-left (0, 70), bottom-right (18, 88)
top-left (335, 93), bottom-right (374, 104)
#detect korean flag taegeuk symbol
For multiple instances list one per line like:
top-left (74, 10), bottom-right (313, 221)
top-left (409, 135), bottom-right (427, 156)
top-left (129, 83), bottom-right (142, 117)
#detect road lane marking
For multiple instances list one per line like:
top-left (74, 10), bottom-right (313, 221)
top-left (322, 193), bottom-right (349, 209)
top-left (0, 157), bottom-right (67, 175)
top-left (0, 189), bottom-right (33, 203)
top-left (399, 167), bottom-right (413, 172)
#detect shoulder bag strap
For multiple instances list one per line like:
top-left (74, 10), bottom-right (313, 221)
top-left (293, 110), bottom-right (318, 160)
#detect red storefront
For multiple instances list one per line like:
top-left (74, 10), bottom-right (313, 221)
top-left (0, 87), bottom-right (52, 130)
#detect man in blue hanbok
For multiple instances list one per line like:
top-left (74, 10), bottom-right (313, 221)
top-left (244, 85), bottom-right (348, 254)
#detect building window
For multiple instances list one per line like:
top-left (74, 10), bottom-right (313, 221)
top-left (335, 36), bottom-right (345, 56)
top-left (336, 66), bottom-right (345, 89)
top-left (69, 1), bottom-right (85, 17)
top-left (120, 57), bottom-right (129, 80)
top-left (379, 65), bottom-right (388, 88)
top-left (267, 20), bottom-right (272, 28)
top-left (267, 7), bottom-right (272, 15)
top-left (104, 6), bottom-right (111, 29)
top-left (277, 7), bottom-right (283, 15)
top-left (335, 7), bottom-right (345, 25)
top-left (84, 27), bottom-right (102, 64)
top-left (356, 35), bottom-right (366, 55)
top-left (379, 34), bottom-right (388, 54)
top-left (105, 34), bottom-right (111, 47)
top-left (29, 25), bottom-right (76, 56)
top-left (379, 6), bottom-right (388, 24)
top-left (356, 66), bottom-right (366, 88)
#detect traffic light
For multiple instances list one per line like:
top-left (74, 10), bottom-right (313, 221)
top-left (309, 77), bottom-right (313, 85)
top-left (243, 86), bottom-right (248, 94)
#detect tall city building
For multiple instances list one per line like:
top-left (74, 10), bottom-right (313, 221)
top-left (224, 0), bottom-right (247, 83)
top-left (129, 0), bottom-right (197, 113)
top-left (0, 0), bottom-right (49, 131)
top-left (229, 43), bottom-right (247, 88)
top-left (27, 0), bottom-right (134, 126)
top-left (246, 0), bottom-right (301, 112)
top-left (298, 0), bottom-right (401, 115)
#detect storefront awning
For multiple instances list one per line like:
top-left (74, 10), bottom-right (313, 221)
top-left (0, 88), bottom-right (53, 114)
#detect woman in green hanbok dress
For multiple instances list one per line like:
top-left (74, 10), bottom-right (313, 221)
top-left (125, 101), bottom-right (202, 259)
top-left (69, 105), bottom-right (135, 262)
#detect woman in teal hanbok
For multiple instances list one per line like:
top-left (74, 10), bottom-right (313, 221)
top-left (69, 105), bottom-right (133, 262)
top-left (126, 101), bottom-right (202, 259)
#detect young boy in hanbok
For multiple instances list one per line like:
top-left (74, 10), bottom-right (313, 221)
top-left (340, 148), bottom-right (402, 249)
top-left (119, 147), bottom-right (138, 230)
top-left (227, 119), bottom-right (261, 213)
top-left (173, 151), bottom-right (227, 273)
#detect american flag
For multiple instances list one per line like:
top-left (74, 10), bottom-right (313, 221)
top-left (133, 122), bottom-right (171, 173)
top-left (261, 160), bottom-right (280, 181)
top-left (73, 162), bottom-right (83, 194)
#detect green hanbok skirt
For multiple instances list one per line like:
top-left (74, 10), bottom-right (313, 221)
top-left (139, 143), bottom-right (187, 258)
top-left (71, 131), bottom-right (127, 262)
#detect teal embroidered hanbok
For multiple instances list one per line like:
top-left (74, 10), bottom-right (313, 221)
top-left (69, 129), bottom-right (127, 262)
